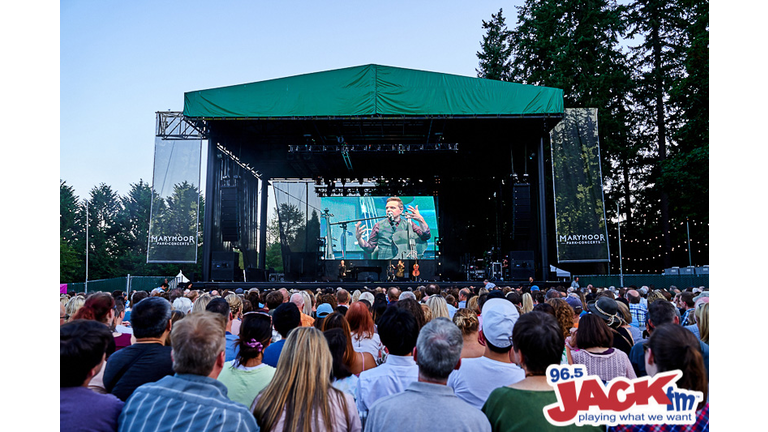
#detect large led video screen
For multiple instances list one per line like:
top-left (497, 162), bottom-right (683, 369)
top-left (319, 196), bottom-right (439, 260)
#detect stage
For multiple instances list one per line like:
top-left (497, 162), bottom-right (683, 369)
top-left (187, 279), bottom-right (560, 293)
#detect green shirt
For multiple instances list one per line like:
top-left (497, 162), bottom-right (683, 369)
top-left (216, 361), bottom-right (276, 408)
top-left (482, 387), bottom-right (603, 432)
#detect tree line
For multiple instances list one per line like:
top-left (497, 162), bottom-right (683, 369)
top-left (476, 0), bottom-right (708, 273)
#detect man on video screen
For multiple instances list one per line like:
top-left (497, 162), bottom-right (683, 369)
top-left (355, 197), bottom-right (431, 260)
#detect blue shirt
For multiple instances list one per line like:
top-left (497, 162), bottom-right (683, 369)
top-left (628, 303), bottom-right (648, 329)
top-left (262, 339), bottom-right (286, 368)
top-left (225, 332), bottom-right (239, 362)
top-left (118, 373), bottom-right (259, 432)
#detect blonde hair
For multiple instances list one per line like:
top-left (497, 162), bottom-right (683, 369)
top-left (252, 327), bottom-right (350, 432)
top-left (452, 308), bottom-right (479, 336)
top-left (467, 296), bottom-right (480, 315)
top-left (191, 293), bottom-right (212, 314)
top-left (65, 296), bottom-right (86, 322)
top-left (426, 295), bottom-right (450, 319)
top-left (225, 293), bottom-right (243, 319)
top-left (521, 292), bottom-right (534, 314)
top-left (695, 302), bottom-right (709, 345)
top-left (421, 303), bottom-right (433, 323)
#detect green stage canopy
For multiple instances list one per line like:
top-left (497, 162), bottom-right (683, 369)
top-left (183, 64), bottom-right (563, 118)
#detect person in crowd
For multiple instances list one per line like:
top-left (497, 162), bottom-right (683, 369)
top-left (191, 292), bottom-right (212, 313)
top-left (452, 308), bottom-right (485, 359)
top-left (426, 294), bottom-right (450, 320)
top-left (356, 306), bottom-right (419, 420)
top-left (448, 299), bottom-right (525, 409)
top-left (458, 288), bottom-right (470, 309)
top-left (252, 327), bottom-right (361, 432)
top-left (564, 295), bottom-right (583, 326)
top-left (587, 296), bottom-right (634, 355)
top-left (364, 318), bottom-right (491, 432)
top-left (610, 324), bottom-right (709, 432)
top-left (103, 297), bottom-right (174, 402)
top-left (684, 297), bottom-right (709, 343)
top-left (172, 296), bottom-right (193, 315)
top-left (118, 312), bottom-right (259, 432)
top-left (520, 292), bottom-right (534, 314)
top-left (395, 297), bottom-right (427, 332)
top-left (346, 301), bottom-right (385, 364)
top-left (61, 302), bottom-right (68, 326)
top-left (262, 302), bottom-right (302, 368)
top-left (337, 289), bottom-right (351, 315)
top-left (616, 302), bottom-right (642, 348)
top-left (73, 292), bottom-right (131, 350)
top-left (398, 291), bottom-right (417, 302)
top-left (628, 299), bottom-right (710, 377)
top-left (226, 293), bottom-right (244, 336)
top-left (61, 320), bottom-right (124, 432)
top-left (324, 328), bottom-right (360, 400)
top-left (321, 312), bottom-right (377, 375)
top-left (444, 294), bottom-right (458, 318)
top-left (570, 314), bottom-right (636, 383)
top-left (264, 290), bottom-right (283, 313)
top-left (482, 311), bottom-right (603, 432)
top-left (123, 291), bottom-right (147, 324)
top-left (545, 298), bottom-right (575, 364)
top-left (65, 295), bottom-right (86, 324)
top-left (205, 297), bottom-right (240, 362)
top-left (678, 291), bottom-right (696, 325)
top-left (290, 293), bottom-right (315, 327)
top-left (217, 311), bottom-right (276, 408)
top-left (314, 302), bottom-right (334, 329)
top-left (370, 293), bottom-right (389, 325)
top-left (626, 289), bottom-right (647, 333)
top-left (112, 298), bottom-right (133, 338)
top-left (386, 286), bottom-right (401, 305)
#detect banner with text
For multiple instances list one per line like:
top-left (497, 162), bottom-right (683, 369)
top-left (550, 108), bottom-right (610, 263)
top-left (147, 138), bottom-right (202, 263)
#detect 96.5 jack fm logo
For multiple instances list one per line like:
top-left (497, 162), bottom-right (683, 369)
top-left (543, 365), bottom-right (703, 427)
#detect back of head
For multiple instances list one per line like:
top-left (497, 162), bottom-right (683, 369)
top-left (273, 302), bottom-right (301, 339)
top-left (387, 287), bottom-right (401, 302)
top-left (205, 297), bottom-right (231, 320)
top-left (254, 327), bottom-right (336, 432)
top-left (396, 298), bottom-right (426, 331)
top-left (425, 283), bottom-right (441, 297)
top-left (399, 291), bottom-right (416, 302)
top-left (345, 301), bottom-right (375, 337)
top-left (170, 311), bottom-right (226, 376)
top-left (266, 290), bottom-right (284, 310)
top-left (415, 317), bottom-right (463, 381)
top-left (512, 311), bottom-right (564, 375)
top-left (647, 324), bottom-right (708, 408)
top-left (377, 306), bottom-right (419, 356)
top-left (172, 296), bottom-right (194, 314)
top-left (131, 297), bottom-right (172, 339)
top-left (130, 290), bottom-right (149, 308)
top-left (61, 320), bottom-right (113, 387)
top-left (336, 289), bottom-right (350, 305)
top-left (236, 312), bottom-right (272, 365)
top-left (225, 293), bottom-right (243, 316)
top-left (72, 293), bottom-right (115, 324)
top-left (426, 295), bottom-right (450, 319)
top-left (648, 298), bottom-right (677, 328)
top-left (575, 313), bottom-right (613, 349)
top-left (192, 293), bottom-right (212, 313)
top-left (452, 308), bottom-right (479, 336)
top-left (324, 328), bottom-right (353, 380)
top-left (680, 292), bottom-right (695, 308)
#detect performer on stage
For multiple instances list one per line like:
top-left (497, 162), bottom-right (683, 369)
top-left (396, 260), bottom-right (405, 279)
top-left (339, 260), bottom-right (347, 281)
top-left (355, 197), bottom-right (431, 260)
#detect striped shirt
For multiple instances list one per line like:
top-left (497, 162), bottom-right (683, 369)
top-left (118, 373), bottom-right (259, 432)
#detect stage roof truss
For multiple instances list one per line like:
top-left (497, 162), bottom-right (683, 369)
top-left (156, 111), bottom-right (207, 139)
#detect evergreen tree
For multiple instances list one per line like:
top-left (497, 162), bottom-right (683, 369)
top-left (476, 8), bottom-right (513, 81)
top-left (60, 181), bottom-right (82, 282)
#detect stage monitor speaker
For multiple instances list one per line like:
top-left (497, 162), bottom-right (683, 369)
top-left (245, 268), bottom-right (266, 282)
top-left (211, 251), bottom-right (238, 281)
top-left (512, 184), bottom-right (531, 237)
top-left (509, 250), bottom-right (535, 280)
top-left (220, 186), bottom-right (239, 242)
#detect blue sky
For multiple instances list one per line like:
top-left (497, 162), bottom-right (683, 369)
top-left (60, 0), bottom-right (526, 200)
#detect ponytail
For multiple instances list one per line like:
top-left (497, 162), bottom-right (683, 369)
top-left (648, 324), bottom-right (708, 410)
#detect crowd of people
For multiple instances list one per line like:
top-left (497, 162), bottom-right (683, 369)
top-left (60, 280), bottom-right (710, 431)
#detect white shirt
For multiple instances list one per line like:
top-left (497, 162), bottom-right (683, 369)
top-left (356, 354), bottom-right (418, 416)
top-left (447, 356), bottom-right (526, 409)
top-left (351, 332), bottom-right (384, 364)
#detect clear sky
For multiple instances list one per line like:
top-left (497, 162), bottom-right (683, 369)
top-left (60, 0), bottom-right (525, 200)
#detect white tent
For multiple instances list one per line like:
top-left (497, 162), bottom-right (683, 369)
top-left (550, 265), bottom-right (571, 278)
